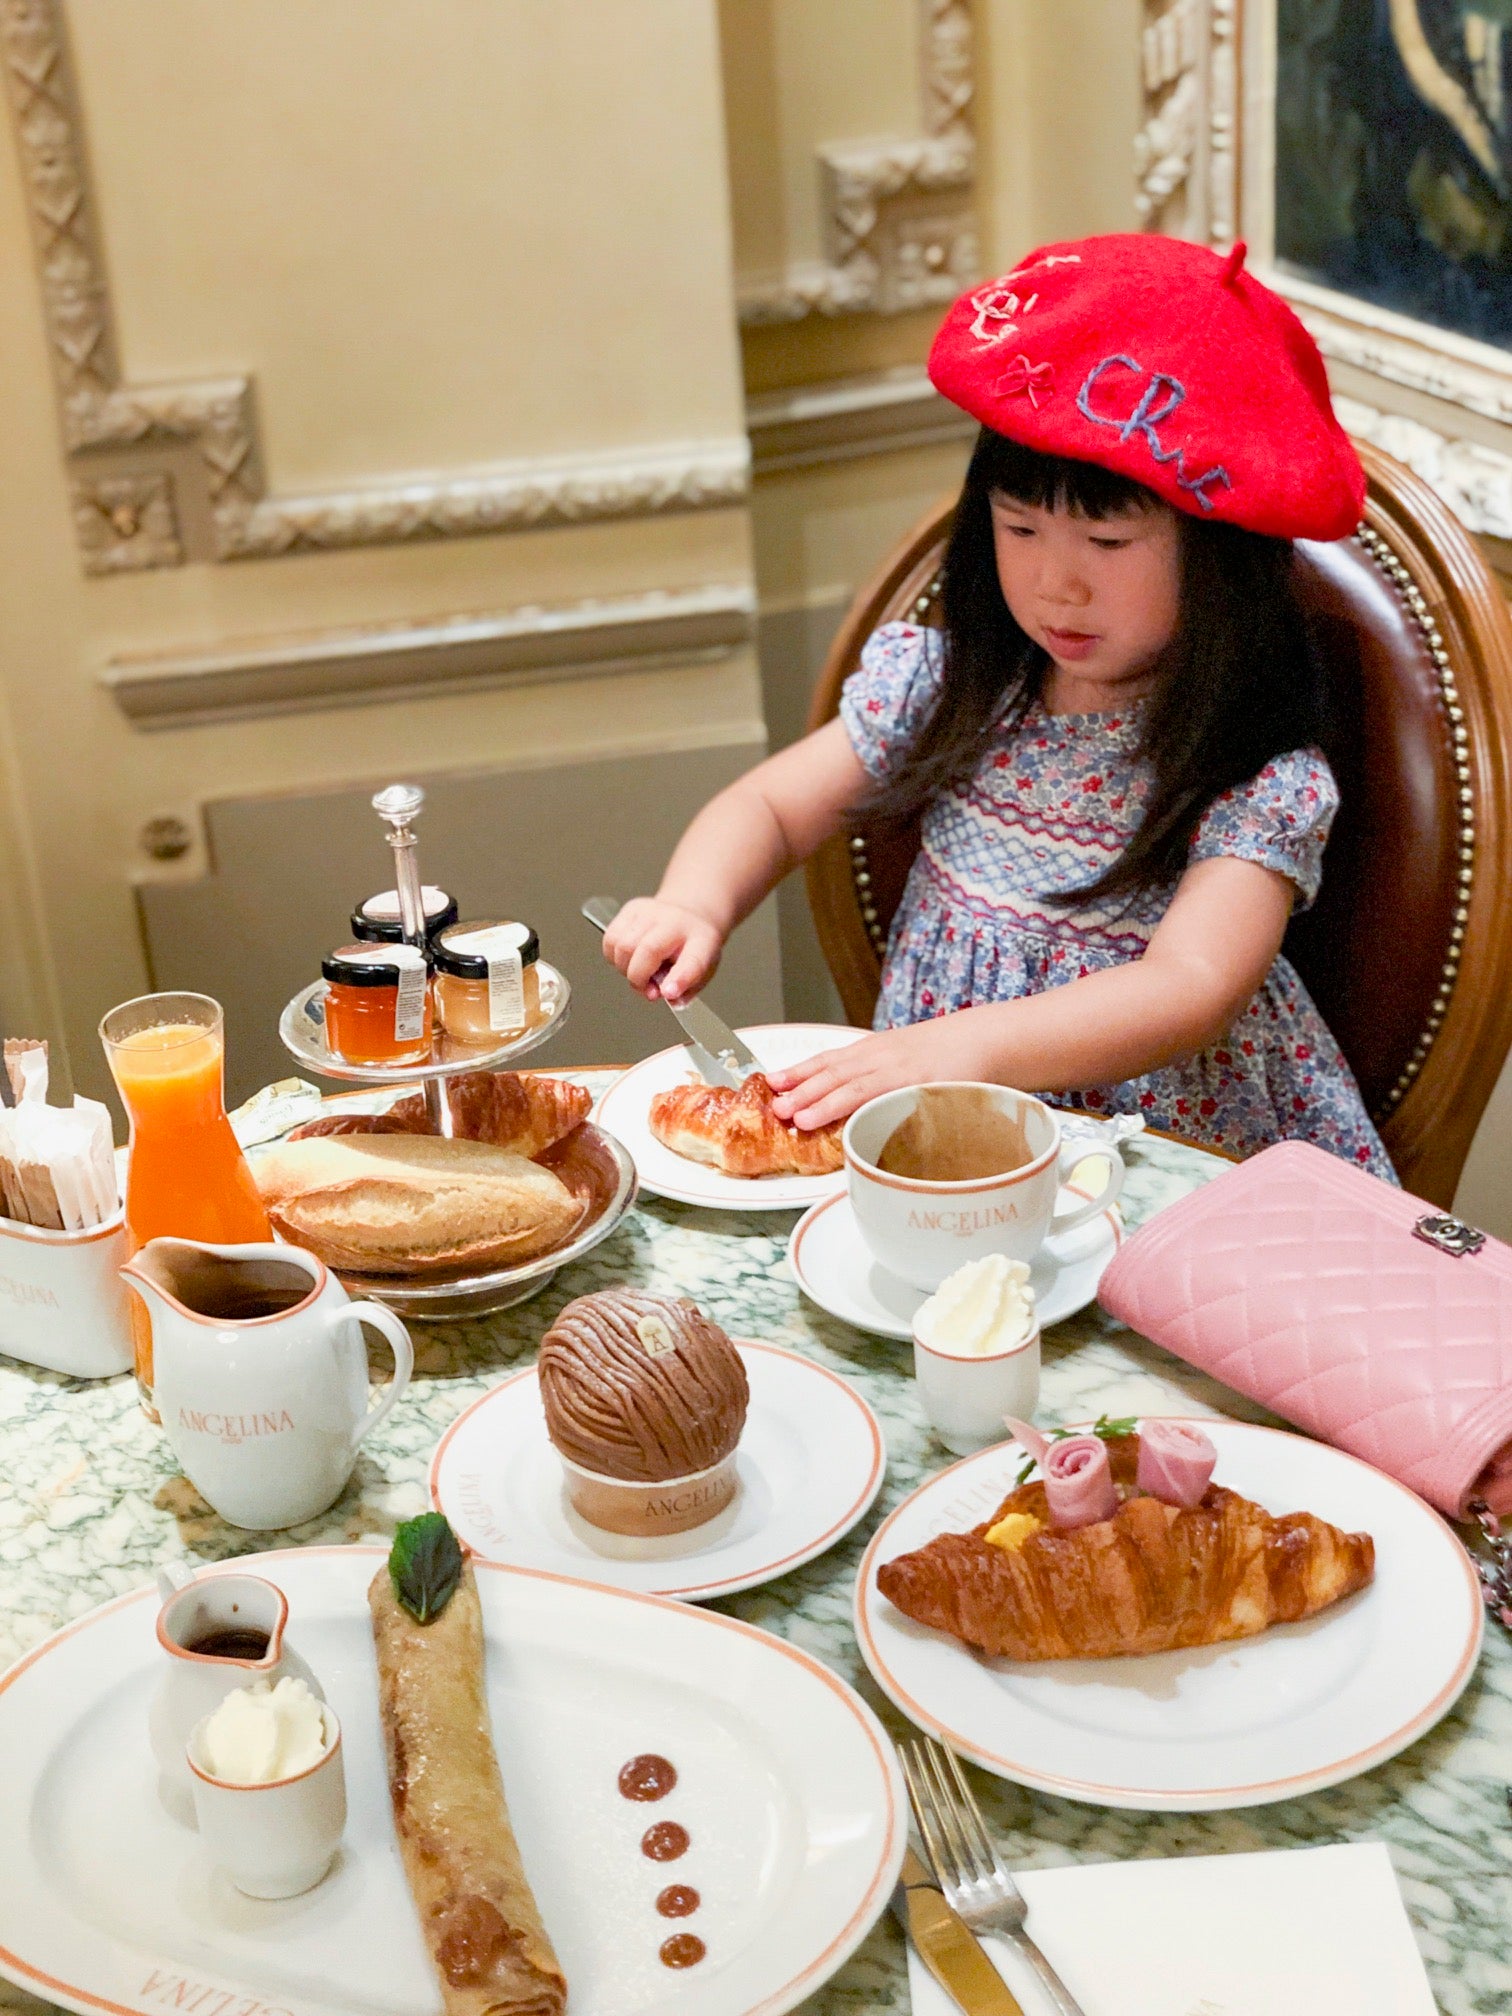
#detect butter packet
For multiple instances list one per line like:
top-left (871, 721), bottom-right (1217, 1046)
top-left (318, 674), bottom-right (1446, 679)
top-left (230, 1078), bottom-right (324, 1148)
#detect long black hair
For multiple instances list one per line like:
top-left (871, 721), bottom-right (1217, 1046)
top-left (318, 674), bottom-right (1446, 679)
top-left (864, 428), bottom-right (1333, 905)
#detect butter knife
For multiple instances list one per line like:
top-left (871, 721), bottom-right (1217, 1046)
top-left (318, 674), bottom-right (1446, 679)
top-left (580, 896), bottom-right (762, 1088)
top-left (890, 1845), bottom-right (1025, 2016)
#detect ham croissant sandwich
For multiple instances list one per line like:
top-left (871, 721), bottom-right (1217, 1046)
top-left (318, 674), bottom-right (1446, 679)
top-left (648, 1071), bottom-right (842, 1178)
top-left (877, 1422), bottom-right (1375, 1662)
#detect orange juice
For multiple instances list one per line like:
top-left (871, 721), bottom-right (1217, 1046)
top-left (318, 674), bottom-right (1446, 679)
top-left (105, 1016), bottom-right (270, 1391)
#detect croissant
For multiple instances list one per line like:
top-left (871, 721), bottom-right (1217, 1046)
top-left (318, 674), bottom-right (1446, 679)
top-left (648, 1072), bottom-right (842, 1178)
top-left (876, 1436), bottom-right (1375, 1661)
top-left (291, 1071), bottom-right (591, 1160)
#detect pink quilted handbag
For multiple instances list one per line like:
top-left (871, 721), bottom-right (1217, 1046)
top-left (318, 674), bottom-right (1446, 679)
top-left (1098, 1140), bottom-right (1512, 1525)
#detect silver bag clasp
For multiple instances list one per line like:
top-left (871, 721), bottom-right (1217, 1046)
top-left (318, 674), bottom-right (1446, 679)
top-left (1413, 1212), bottom-right (1486, 1258)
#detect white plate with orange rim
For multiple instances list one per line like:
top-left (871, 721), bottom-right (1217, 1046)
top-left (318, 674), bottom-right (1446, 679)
top-left (595, 1023), bottom-right (869, 1210)
top-left (788, 1186), bottom-right (1122, 1340)
top-left (430, 1341), bottom-right (887, 1601)
top-left (855, 1419), bottom-right (1483, 1812)
top-left (0, 1547), bottom-right (905, 2016)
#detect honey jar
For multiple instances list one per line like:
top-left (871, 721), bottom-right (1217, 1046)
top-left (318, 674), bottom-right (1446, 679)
top-left (351, 885), bottom-right (458, 945)
top-left (433, 921), bottom-right (542, 1045)
top-left (322, 943), bottom-right (434, 1065)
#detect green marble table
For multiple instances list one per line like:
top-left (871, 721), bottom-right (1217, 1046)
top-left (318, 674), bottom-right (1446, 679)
top-left (0, 1077), bottom-right (1506, 2015)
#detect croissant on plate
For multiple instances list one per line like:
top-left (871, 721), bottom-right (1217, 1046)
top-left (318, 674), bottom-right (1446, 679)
top-left (876, 1436), bottom-right (1375, 1661)
top-left (290, 1070), bottom-right (591, 1161)
top-left (648, 1071), bottom-right (842, 1178)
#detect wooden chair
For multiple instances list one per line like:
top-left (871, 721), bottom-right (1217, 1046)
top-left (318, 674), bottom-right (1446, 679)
top-left (804, 441), bottom-right (1512, 1207)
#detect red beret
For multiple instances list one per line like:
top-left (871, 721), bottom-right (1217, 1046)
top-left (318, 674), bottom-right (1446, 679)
top-left (928, 234), bottom-right (1365, 542)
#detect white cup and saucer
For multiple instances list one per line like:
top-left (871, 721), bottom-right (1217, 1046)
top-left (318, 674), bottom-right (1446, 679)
top-left (787, 1080), bottom-right (1126, 1363)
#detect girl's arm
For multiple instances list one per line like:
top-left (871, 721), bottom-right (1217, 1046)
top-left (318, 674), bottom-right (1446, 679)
top-left (604, 717), bottom-right (869, 1002)
top-left (769, 855), bottom-right (1296, 1128)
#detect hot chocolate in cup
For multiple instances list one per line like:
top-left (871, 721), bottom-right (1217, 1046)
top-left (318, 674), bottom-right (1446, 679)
top-left (842, 1082), bottom-right (1124, 1293)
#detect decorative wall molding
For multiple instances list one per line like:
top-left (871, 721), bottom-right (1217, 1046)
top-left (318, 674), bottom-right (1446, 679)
top-left (737, 0), bottom-right (978, 325)
top-left (0, 0), bottom-right (749, 574)
top-left (1136, 0), bottom-right (1512, 537)
top-left (1333, 397), bottom-right (1512, 542)
top-left (1134, 0), bottom-right (1238, 243)
top-left (747, 365), bottom-right (974, 473)
top-left (101, 583), bottom-right (756, 729)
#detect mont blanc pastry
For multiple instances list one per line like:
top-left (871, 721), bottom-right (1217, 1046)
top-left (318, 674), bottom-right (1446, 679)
top-left (538, 1288), bottom-right (749, 1536)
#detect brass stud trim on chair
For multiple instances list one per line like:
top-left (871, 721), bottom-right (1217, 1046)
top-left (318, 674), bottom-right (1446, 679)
top-left (1356, 521), bottom-right (1475, 1121)
top-left (849, 572), bottom-right (944, 959)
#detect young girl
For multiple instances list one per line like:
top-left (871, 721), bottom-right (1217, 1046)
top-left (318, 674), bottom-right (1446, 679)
top-left (603, 234), bottom-right (1395, 1179)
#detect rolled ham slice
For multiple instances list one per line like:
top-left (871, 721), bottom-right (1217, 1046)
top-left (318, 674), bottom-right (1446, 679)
top-left (1042, 1436), bottom-right (1117, 1530)
top-left (1136, 1420), bottom-right (1217, 1507)
top-left (1003, 1417), bottom-right (1049, 1465)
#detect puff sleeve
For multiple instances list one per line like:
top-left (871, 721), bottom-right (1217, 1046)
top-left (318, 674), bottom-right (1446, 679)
top-left (838, 623), bottom-right (947, 783)
top-left (1188, 747), bottom-right (1340, 909)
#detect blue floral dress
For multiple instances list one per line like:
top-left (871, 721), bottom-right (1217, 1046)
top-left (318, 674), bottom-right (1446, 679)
top-left (840, 622), bottom-right (1395, 1178)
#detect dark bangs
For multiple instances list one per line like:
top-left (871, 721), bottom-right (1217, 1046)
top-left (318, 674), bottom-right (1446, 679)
top-left (968, 428), bottom-right (1161, 521)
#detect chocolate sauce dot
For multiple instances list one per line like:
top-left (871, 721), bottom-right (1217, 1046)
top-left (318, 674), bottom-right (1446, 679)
top-left (660, 1933), bottom-right (706, 1969)
top-left (641, 1820), bottom-right (690, 1862)
top-left (618, 1753), bottom-right (677, 1802)
top-left (656, 1884), bottom-right (700, 1919)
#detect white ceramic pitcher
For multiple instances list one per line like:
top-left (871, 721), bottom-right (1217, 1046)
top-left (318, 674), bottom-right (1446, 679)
top-left (124, 1239), bottom-right (413, 1531)
top-left (149, 1561), bottom-right (321, 1820)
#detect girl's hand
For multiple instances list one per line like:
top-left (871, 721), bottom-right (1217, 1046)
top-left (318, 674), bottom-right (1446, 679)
top-left (768, 1012), bottom-right (1003, 1131)
top-left (601, 898), bottom-right (725, 1003)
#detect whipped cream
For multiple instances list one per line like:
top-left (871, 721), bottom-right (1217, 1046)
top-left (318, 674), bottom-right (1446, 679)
top-left (914, 1254), bottom-right (1035, 1358)
top-left (199, 1677), bottom-right (328, 1786)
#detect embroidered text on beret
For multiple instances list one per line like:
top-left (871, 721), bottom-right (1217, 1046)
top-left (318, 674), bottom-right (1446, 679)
top-left (928, 234), bottom-right (1366, 542)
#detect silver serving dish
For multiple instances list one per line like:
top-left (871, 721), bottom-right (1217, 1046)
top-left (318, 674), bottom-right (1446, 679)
top-left (278, 962), bottom-right (571, 1083)
top-left (250, 1082), bottom-right (636, 1322)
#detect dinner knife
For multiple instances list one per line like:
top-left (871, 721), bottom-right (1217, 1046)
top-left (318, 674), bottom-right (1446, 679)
top-left (579, 896), bottom-right (762, 1089)
top-left (890, 1845), bottom-right (1025, 2016)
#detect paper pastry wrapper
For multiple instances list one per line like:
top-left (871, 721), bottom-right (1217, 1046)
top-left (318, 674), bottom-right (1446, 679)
top-left (0, 1043), bottom-right (118, 1232)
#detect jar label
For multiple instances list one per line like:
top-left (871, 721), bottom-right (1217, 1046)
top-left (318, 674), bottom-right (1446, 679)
top-left (488, 949), bottom-right (526, 1030)
top-left (394, 960), bottom-right (428, 1042)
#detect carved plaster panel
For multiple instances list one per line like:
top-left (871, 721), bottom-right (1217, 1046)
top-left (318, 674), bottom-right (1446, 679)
top-left (737, 0), bottom-right (979, 324)
top-left (1, 0), bottom-right (748, 573)
top-left (1135, 0), bottom-right (1512, 533)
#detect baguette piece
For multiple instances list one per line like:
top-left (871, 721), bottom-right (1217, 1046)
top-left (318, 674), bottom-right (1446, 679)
top-left (370, 1559), bottom-right (566, 2016)
top-left (254, 1134), bottom-right (583, 1275)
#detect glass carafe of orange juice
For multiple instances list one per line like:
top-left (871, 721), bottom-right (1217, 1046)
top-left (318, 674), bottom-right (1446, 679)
top-left (100, 993), bottom-right (270, 1410)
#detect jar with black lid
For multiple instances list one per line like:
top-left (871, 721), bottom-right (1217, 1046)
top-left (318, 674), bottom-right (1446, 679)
top-left (351, 885), bottom-right (458, 945)
top-left (321, 942), bottom-right (434, 1065)
top-left (432, 921), bottom-right (542, 1045)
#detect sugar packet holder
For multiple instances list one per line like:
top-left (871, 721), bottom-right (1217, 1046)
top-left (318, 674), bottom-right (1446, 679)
top-left (1097, 1139), bottom-right (1512, 1630)
top-left (0, 1208), bottom-right (133, 1378)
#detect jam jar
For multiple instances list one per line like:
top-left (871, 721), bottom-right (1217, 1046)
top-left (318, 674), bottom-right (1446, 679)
top-left (432, 921), bottom-right (542, 1045)
top-left (350, 885), bottom-right (458, 945)
top-left (321, 943), bottom-right (434, 1065)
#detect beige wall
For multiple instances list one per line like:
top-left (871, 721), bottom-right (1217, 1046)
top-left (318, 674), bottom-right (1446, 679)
top-left (0, 0), bottom-right (778, 1108)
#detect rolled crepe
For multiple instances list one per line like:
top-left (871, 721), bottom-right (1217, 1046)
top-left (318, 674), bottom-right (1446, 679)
top-left (370, 1560), bottom-right (566, 2016)
top-left (1136, 1420), bottom-right (1217, 1507)
top-left (1042, 1436), bottom-right (1118, 1529)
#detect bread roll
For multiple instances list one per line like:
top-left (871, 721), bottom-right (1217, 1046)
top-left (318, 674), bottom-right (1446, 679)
top-left (254, 1134), bottom-right (583, 1275)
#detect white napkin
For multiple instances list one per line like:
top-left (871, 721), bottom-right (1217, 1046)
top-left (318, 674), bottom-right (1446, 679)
top-left (905, 1842), bottom-right (1435, 2016)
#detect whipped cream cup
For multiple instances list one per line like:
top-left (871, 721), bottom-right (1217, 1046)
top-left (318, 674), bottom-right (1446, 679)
top-left (559, 1448), bottom-right (739, 1538)
top-left (913, 1255), bottom-right (1040, 1454)
top-left (844, 1082), bottom-right (1124, 1293)
top-left (188, 1700), bottom-right (345, 1899)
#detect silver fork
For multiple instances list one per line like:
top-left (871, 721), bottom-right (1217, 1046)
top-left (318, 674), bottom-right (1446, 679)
top-left (901, 1738), bottom-right (1087, 2016)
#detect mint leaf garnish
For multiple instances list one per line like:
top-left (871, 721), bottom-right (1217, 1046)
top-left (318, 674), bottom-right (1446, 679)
top-left (389, 1512), bottom-right (463, 1623)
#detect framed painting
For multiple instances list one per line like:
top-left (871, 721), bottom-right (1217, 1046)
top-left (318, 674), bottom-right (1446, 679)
top-left (1137, 0), bottom-right (1512, 538)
